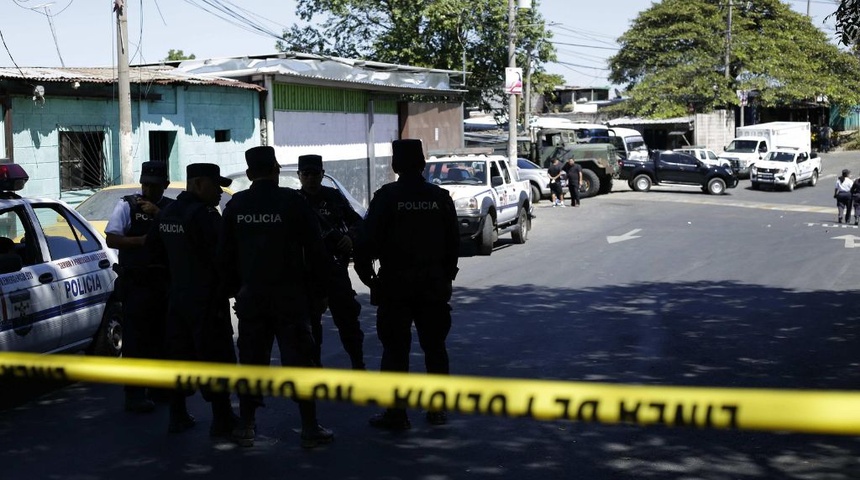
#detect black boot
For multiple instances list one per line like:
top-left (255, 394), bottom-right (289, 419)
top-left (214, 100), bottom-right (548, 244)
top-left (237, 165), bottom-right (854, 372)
top-left (209, 396), bottom-right (238, 438)
top-left (167, 395), bottom-right (195, 433)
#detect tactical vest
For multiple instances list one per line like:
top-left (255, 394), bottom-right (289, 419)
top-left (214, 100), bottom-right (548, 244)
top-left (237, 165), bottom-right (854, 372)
top-left (157, 194), bottom-right (216, 294)
top-left (118, 194), bottom-right (173, 268)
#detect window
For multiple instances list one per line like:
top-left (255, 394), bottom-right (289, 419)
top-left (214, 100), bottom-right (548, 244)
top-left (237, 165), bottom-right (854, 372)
top-left (215, 130), bottom-right (231, 143)
top-left (33, 204), bottom-right (101, 260)
top-left (498, 161), bottom-right (512, 183)
top-left (59, 128), bottom-right (107, 191)
top-left (0, 207), bottom-right (42, 265)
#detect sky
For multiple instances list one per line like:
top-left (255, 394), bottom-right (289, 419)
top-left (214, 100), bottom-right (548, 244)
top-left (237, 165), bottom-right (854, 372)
top-left (0, 0), bottom-right (844, 88)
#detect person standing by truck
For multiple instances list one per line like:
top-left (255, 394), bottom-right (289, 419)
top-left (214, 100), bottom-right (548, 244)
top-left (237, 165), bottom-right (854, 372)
top-left (835, 169), bottom-right (853, 224)
top-left (563, 158), bottom-right (583, 207)
top-left (548, 158), bottom-right (565, 207)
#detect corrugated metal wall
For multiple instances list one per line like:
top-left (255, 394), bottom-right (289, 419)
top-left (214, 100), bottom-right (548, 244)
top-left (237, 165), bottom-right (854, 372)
top-left (399, 102), bottom-right (463, 153)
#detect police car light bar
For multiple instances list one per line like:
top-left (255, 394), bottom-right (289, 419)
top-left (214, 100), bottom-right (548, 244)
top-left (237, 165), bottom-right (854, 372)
top-left (0, 163), bottom-right (29, 191)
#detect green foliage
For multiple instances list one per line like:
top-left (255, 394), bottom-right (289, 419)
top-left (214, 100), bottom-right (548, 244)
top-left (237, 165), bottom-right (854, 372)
top-left (608, 0), bottom-right (860, 118)
top-left (832, 0), bottom-right (859, 46)
top-left (276, 0), bottom-right (557, 111)
top-left (164, 49), bottom-right (196, 61)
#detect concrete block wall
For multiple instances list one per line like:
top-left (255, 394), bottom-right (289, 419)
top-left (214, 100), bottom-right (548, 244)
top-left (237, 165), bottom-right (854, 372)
top-left (694, 111), bottom-right (735, 152)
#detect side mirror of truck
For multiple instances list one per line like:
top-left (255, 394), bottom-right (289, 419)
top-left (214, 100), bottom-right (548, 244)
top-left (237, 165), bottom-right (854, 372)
top-left (491, 176), bottom-right (504, 187)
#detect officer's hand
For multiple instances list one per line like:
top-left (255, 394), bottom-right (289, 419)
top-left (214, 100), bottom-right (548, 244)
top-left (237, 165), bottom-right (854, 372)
top-left (138, 198), bottom-right (160, 216)
top-left (336, 235), bottom-right (353, 253)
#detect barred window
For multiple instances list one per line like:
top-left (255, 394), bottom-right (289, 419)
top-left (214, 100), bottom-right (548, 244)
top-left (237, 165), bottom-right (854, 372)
top-left (59, 127), bottom-right (108, 191)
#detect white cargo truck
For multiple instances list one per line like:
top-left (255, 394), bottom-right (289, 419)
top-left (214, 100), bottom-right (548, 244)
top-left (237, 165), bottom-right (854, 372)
top-left (718, 121), bottom-right (812, 178)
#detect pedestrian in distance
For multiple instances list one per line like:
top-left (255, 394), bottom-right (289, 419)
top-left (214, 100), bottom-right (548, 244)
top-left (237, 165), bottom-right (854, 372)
top-left (820, 124), bottom-right (833, 153)
top-left (297, 154), bottom-right (366, 370)
top-left (835, 169), bottom-right (853, 224)
top-left (850, 174), bottom-right (860, 226)
top-left (218, 146), bottom-right (334, 449)
top-left (105, 161), bottom-right (173, 414)
top-left (354, 138), bottom-right (459, 430)
top-left (563, 158), bottom-right (583, 207)
top-left (548, 157), bottom-right (565, 207)
top-left (146, 163), bottom-right (238, 438)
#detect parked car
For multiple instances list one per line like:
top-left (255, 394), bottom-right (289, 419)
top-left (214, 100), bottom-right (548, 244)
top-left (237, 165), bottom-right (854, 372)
top-left (516, 158), bottom-right (550, 203)
top-left (225, 166), bottom-right (366, 216)
top-left (673, 147), bottom-right (731, 169)
top-left (0, 163), bottom-right (123, 356)
top-left (620, 150), bottom-right (738, 195)
top-left (75, 182), bottom-right (233, 236)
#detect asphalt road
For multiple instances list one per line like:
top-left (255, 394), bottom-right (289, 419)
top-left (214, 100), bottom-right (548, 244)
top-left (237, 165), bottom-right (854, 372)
top-left (2, 151), bottom-right (860, 480)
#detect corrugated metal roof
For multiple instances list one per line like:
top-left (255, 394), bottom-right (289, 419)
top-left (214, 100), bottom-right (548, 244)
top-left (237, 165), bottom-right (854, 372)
top-left (0, 66), bottom-right (264, 91)
top-left (173, 54), bottom-right (464, 95)
top-left (606, 116), bottom-right (693, 126)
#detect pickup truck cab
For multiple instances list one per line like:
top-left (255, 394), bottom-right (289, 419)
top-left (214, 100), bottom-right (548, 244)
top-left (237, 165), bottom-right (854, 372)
top-left (620, 150), bottom-right (739, 195)
top-left (749, 149), bottom-right (821, 191)
top-left (424, 153), bottom-right (532, 255)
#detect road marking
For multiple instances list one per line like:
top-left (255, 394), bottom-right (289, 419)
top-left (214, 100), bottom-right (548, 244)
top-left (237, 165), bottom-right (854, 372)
top-left (607, 228), bottom-right (642, 244)
top-left (831, 234), bottom-right (860, 248)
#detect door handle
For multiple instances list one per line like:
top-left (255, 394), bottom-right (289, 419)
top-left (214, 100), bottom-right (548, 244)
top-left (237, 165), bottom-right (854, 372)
top-left (98, 259), bottom-right (111, 269)
top-left (38, 273), bottom-right (53, 284)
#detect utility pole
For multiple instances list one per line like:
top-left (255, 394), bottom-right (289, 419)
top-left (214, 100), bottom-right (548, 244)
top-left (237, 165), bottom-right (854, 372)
top-left (725, 1), bottom-right (732, 81)
top-left (507, 0), bottom-right (518, 169)
top-left (115, 0), bottom-right (133, 184)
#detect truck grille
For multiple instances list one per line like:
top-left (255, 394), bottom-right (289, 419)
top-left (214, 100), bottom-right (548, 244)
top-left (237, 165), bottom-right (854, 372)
top-left (758, 168), bottom-right (780, 174)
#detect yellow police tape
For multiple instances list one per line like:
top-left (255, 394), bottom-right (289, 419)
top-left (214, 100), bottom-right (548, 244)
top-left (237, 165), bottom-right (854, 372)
top-left (1, 351), bottom-right (859, 435)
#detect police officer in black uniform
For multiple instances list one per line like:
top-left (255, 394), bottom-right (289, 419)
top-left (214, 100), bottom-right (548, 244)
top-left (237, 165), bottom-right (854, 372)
top-left (146, 163), bottom-right (238, 437)
top-left (218, 146), bottom-right (334, 449)
top-left (297, 154), bottom-right (365, 370)
top-left (354, 139), bottom-right (459, 430)
top-left (105, 161), bottom-right (173, 413)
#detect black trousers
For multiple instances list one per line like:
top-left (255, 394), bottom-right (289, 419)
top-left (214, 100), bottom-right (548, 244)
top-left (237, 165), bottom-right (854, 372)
top-left (376, 290), bottom-right (451, 375)
top-left (310, 263), bottom-right (363, 367)
top-left (121, 273), bottom-right (168, 397)
top-left (235, 307), bottom-right (318, 426)
top-left (568, 183), bottom-right (581, 205)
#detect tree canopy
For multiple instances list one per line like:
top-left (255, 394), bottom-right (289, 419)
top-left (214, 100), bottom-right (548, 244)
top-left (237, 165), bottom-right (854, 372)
top-left (608, 0), bottom-right (860, 118)
top-left (833, 0), bottom-right (859, 46)
top-left (276, 0), bottom-right (560, 112)
top-left (164, 49), bottom-right (196, 61)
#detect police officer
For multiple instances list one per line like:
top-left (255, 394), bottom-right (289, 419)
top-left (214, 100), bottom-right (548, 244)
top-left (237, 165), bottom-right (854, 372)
top-left (146, 163), bottom-right (237, 437)
top-left (218, 146), bottom-right (334, 449)
top-left (105, 161), bottom-right (173, 413)
top-left (354, 139), bottom-right (459, 430)
top-left (297, 154), bottom-right (365, 370)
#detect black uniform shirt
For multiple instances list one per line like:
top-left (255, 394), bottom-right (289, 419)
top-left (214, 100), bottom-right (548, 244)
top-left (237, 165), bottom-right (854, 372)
top-left (119, 194), bottom-right (174, 268)
top-left (299, 186), bottom-right (362, 263)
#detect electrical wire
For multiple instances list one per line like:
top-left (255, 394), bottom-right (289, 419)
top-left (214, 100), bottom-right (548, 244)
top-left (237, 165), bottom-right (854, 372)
top-left (0, 28), bottom-right (28, 78)
top-left (43, 5), bottom-right (66, 67)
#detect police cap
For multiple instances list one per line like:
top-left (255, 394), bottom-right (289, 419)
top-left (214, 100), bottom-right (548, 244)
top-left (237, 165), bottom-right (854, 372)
top-left (298, 154), bottom-right (323, 172)
top-left (187, 163), bottom-right (232, 187)
top-left (245, 146), bottom-right (279, 173)
top-left (139, 161), bottom-right (169, 185)
top-left (392, 139), bottom-right (425, 173)
top-left (843, 169), bottom-right (851, 177)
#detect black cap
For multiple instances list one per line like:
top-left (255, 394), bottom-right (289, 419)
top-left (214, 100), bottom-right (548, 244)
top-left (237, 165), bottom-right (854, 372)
top-left (245, 146), bottom-right (279, 172)
top-left (298, 154), bottom-right (323, 172)
top-left (843, 169), bottom-right (851, 176)
top-left (187, 163), bottom-right (232, 187)
top-left (139, 161), bottom-right (169, 184)
top-left (392, 139), bottom-right (425, 172)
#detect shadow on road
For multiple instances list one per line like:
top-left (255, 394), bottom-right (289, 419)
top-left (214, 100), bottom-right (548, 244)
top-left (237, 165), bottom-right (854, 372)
top-left (1, 280), bottom-right (859, 479)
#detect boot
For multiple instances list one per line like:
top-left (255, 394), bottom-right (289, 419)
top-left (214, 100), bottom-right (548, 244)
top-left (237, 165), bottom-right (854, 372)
top-left (209, 397), bottom-right (238, 438)
top-left (167, 396), bottom-right (195, 433)
top-left (232, 403), bottom-right (257, 447)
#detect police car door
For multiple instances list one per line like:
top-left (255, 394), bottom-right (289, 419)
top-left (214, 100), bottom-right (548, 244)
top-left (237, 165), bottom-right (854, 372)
top-left (31, 204), bottom-right (113, 351)
top-left (0, 205), bottom-right (64, 353)
top-left (494, 160), bottom-right (517, 223)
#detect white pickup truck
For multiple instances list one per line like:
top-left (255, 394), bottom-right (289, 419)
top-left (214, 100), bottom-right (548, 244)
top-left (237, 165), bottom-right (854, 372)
top-left (749, 149), bottom-right (821, 191)
top-left (423, 153), bottom-right (533, 255)
top-left (719, 121), bottom-right (812, 178)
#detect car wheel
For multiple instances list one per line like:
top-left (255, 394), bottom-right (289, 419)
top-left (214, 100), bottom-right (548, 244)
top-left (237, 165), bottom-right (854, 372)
top-left (632, 174), bottom-right (652, 192)
top-left (512, 207), bottom-right (529, 244)
top-left (809, 170), bottom-right (818, 186)
top-left (627, 180), bottom-right (635, 190)
top-left (476, 216), bottom-right (494, 256)
top-left (580, 169), bottom-right (601, 198)
top-left (707, 178), bottom-right (726, 195)
top-left (530, 184), bottom-right (541, 204)
top-left (786, 175), bottom-right (796, 192)
top-left (88, 301), bottom-right (122, 357)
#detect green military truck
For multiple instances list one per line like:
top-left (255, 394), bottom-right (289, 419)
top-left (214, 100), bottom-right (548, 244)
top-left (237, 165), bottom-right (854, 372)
top-left (520, 128), bottom-right (621, 198)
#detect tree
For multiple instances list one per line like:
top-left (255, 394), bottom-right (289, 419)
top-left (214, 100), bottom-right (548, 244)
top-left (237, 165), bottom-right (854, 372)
top-left (276, 0), bottom-right (558, 113)
top-left (164, 49), bottom-right (196, 61)
top-left (608, 0), bottom-right (860, 118)
top-left (833, 0), bottom-right (859, 46)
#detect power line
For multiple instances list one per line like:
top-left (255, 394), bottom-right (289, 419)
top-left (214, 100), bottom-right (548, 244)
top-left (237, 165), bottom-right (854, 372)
top-left (0, 27), bottom-right (28, 79)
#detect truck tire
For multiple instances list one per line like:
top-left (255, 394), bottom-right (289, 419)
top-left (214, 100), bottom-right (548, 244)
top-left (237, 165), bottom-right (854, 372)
top-left (627, 179), bottom-right (635, 190)
top-left (809, 170), bottom-right (818, 187)
top-left (511, 207), bottom-right (529, 244)
top-left (707, 178), bottom-right (726, 195)
top-left (476, 215), bottom-right (494, 256)
top-left (530, 183), bottom-right (541, 204)
top-left (786, 175), bottom-right (796, 192)
top-left (580, 169), bottom-right (600, 198)
top-left (632, 174), bottom-right (652, 192)
top-left (88, 301), bottom-right (123, 357)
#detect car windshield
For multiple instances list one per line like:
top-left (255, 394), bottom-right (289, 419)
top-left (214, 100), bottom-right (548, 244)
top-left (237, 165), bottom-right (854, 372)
top-left (725, 140), bottom-right (759, 153)
top-left (76, 186), bottom-right (230, 220)
top-left (424, 161), bottom-right (487, 185)
top-left (763, 151), bottom-right (796, 162)
top-left (517, 158), bottom-right (541, 170)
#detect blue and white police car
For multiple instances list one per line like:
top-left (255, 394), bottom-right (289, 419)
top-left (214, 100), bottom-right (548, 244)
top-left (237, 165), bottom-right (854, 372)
top-left (0, 164), bottom-right (122, 356)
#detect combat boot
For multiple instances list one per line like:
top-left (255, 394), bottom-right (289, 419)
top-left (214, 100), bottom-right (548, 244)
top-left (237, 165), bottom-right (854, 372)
top-left (369, 409), bottom-right (411, 431)
top-left (300, 424), bottom-right (334, 449)
top-left (231, 419), bottom-right (256, 447)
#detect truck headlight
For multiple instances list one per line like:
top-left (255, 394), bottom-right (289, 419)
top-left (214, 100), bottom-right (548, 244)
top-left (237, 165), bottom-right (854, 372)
top-left (454, 197), bottom-right (479, 214)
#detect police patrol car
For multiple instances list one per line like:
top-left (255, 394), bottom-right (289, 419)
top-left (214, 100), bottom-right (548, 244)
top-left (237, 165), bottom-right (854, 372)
top-left (0, 163), bottom-right (121, 356)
